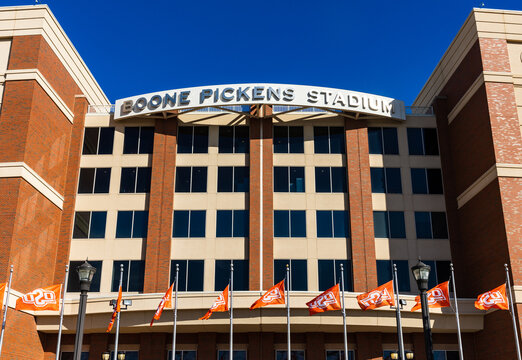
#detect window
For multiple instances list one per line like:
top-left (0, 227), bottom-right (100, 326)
top-left (67, 261), bottom-right (102, 292)
top-left (61, 352), bottom-right (89, 360)
top-left (316, 211), bottom-right (350, 238)
top-left (318, 260), bottom-right (353, 291)
top-left (383, 351), bottom-right (413, 360)
top-left (274, 126), bottom-right (304, 153)
top-left (178, 126), bottom-right (209, 153)
top-left (326, 350), bottom-right (355, 360)
top-left (411, 168), bottom-right (443, 194)
top-left (314, 126), bottom-right (345, 153)
top-left (168, 350), bottom-right (197, 360)
top-left (276, 350), bottom-right (305, 360)
top-left (274, 210), bottom-right (306, 237)
top-left (434, 350), bottom-right (459, 360)
top-left (78, 168), bottom-right (111, 193)
top-left (110, 352), bottom-right (139, 360)
top-left (73, 211), bottom-right (107, 238)
top-left (377, 260), bottom-right (410, 292)
top-left (373, 211), bottom-right (406, 238)
top-left (173, 210), bottom-right (206, 237)
top-left (219, 126), bottom-right (249, 153)
top-left (407, 128), bottom-right (439, 156)
top-left (170, 260), bottom-right (204, 291)
top-left (120, 167), bottom-right (152, 193)
top-left (423, 260), bottom-right (451, 289)
top-left (82, 127), bottom-right (115, 155)
top-left (315, 167), bottom-right (346, 192)
top-left (111, 260), bottom-right (145, 292)
top-left (116, 211), bottom-right (148, 238)
top-left (274, 167), bottom-right (305, 192)
top-left (217, 351), bottom-right (247, 360)
top-left (414, 212), bottom-right (448, 239)
top-left (370, 168), bottom-right (402, 194)
top-left (368, 127), bottom-right (399, 155)
top-left (175, 167), bottom-right (207, 192)
top-left (216, 210), bottom-right (249, 237)
top-left (217, 167), bottom-right (249, 192)
top-left (123, 126), bottom-right (154, 154)
top-left (274, 259), bottom-right (307, 291)
top-left (215, 260), bottom-right (249, 291)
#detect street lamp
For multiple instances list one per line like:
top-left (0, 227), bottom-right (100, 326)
top-left (117, 351), bottom-right (126, 360)
top-left (73, 260), bottom-right (96, 360)
top-left (101, 352), bottom-right (110, 360)
top-left (390, 351), bottom-right (414, 359)
top-left (411, 260), bottom-right (434, 360)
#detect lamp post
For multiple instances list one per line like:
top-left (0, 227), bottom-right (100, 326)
top-left (411, 260), bottom-right (434, 360)
top-left (73, 260), bottom-right (96, 360)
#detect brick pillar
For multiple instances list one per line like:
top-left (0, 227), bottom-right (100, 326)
top-left (88, 334), bottom-right (109, 360)
top-left (144, 117), bottom-right (178, 293)
top-left (139, 333), bottom-right (167, 360)
top-left (249, 117), bottom-right (261, 291)
top-left (197, 332), bottom-right (216, 360)
top-left (355, 332), bottom-right (383, 360)
top-left (248, 332), bottom-right (275, 360)
top-left (411, 333), bottom-right (426, 360)
top-left (306, 333), bottom-right (325, 360)
top-left (262, 107), bottom-right (274, 290)
top-left (345, 120), bottom-right (377, 292)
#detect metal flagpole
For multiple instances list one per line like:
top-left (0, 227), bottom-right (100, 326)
top-left (113, 264), bottom-right (124, 360)
top-left (505, 264), bottom-right (522, 360)
top-left (56, 265), bottom-right (70, 360)
top-left (450, 263), bottom-right (464, 360)
top-left (340, 264), bottom-right (348, 360)
top-left (286, 264), bottom-right (291, 360)
top-left (0, 265), bottom-right (13, 357)
top-left (172, 264), bottom-right (179, 360)
top-left (229, 261), bottom-right (234, 360)
top-left (393, 264), bottom-right (406, 360)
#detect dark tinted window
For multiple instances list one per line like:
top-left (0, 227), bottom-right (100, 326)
top-left (368, 127), bottom-right (398, 155)
top-left (314, 127), bottom-right (345, 154)
top-left (274, 167), bottom-right (289, 192)
top-left (370, 168), bottom-right (385, 193)
top-left (373, 211), bottom-right (404, 239)
top-left (83, 127), bottom-right (114, 155)
top-left (233, 167), bottom-right (249, 192)
top-left (190, 210), bottom-right (206, 237)
top-left (407, 128), bottom-right (439, 156)
top-left (173, 210), bottom-right (206, 237)
top-left (377, 260), bottom-right (410, 292)
top-left (314, 127), bottom-right (329, 153)
top-left (415, 212), bottom-right (448, 239)
top-left (217, 167), bottom-right (247, 192)
top-left (116, 211), bottom-right (133, 238)
top-left (316, 211), bottom-right (333, 237)
top-left (329, 127), bottom-right (345, 154)
top-left (431, 212), bottom-right (448, 239)
top-left (411, 168), bottom-right (428, 194)
top-left (315, 167), bottom-right (331, 192)
top-left (389, 211), bottom-right (406, 238)
top-left (289, 167), bottom-right (305, 192)
top-left (178, 126), bottom-right (193, 153)
top-left (139, 127), bottom-right (154, 154)
top-left (217, 167), bottom-right (233, 192)
top-left (93, 168), bottom-right (111, 193)
top-left (427, 169), bottom-right (443, 194)
top-left (173, 210), bottom-right (189, 237)
top-left (373, 211), bottom-right (389, 238)
top-left (276, 351), bottom-right (305, 360)
top-left (73, 212), bottom-right (90, 238)
top-left (382, 128), bottom-right (399, 154)
top-left (274, 210), bottom-right (290, 237)
top-left (289, 126), bottom-right (304, 153)
top-left (274, 210), bottom-right (306, 237)
top-left (123, 127), bottom-right (140, 154)
top-left (386, 168), bottom-right (402, 193)
top-left (193, 126), bottom-right (209, 153)
top-left (407, 128), bottom-right (423, 155)
top-left (89, 211), bottom-right (106, 238)
top-left (274, 259), bottom-right (307, 291)
top-left (318, 259), bottom-right (352, 291)
top-left (136, 167), bottom-right (152, 193)
top-left (61, 352), bottom-right (89, 360)
top-left (333, 211), bottom-right (349, 237)
top-left (133, 211), bottom-right (148, 237)
top-left (290, 210), bottom-right (306, 237)
top-left (415, 212), bottom-right (432, 238)
top-left (435, 260), bottom-right (451, 285)
top-left (191, 167), bottom-right (207, 192)
top-left (82, 128), bottom-right (99, 155)
top-left (218, 351), bottom-right (247, 360)
top-left (331, 167), bottom-right (347, 192)
top-left (171, 260), bottom-right (204, 291)
top-left (368, 127), bottom-right (383, 154)
top-left (423, 128), bottom-right (439, 155)
top-left (78, 168), bottom-right (95, 193)
top-left (233, 210), bottom-right (248, 237)
top-left (216, 210), bottom-right (233, 237)
top-left (115, 211), bottom-right (148, 238)
top-left (218, 126), bottom-right (248, 153)
top-left (175, 167), bottom-right (207, 192)
top-left (67, 261), bottom-right (102, 292)
top-left (120, 168), bottom-right (137, 193)
top-left (326, 350), bottom-right (355, 360)
top-left (98, 128), bottom-right (115, 154)
top-left (215, 260), bottom-right (248, 291)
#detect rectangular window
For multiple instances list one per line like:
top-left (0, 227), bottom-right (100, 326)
top-left (318, 259), bottom-right (353, 291)
top-left (423, 260), bottom-right (451, 289)
top-left (73, 211), bottom-right (107, 238)
top-left (326, 350), bottom-right (355, 360)
top-left (215, 260), bottom-right (249, 291)
top-left (274, 167), bottom-right (305, 192)
top-left (373, 211), bottom-right (405, 238)
top-left (175, 167), bottom-right (207, 192)
top-left (119, 167), bottom-right (152, 193)
top-left (274, 126), bottom-right (304, 153)
top-left (376, 259), bottom-right (410, 292)
top-left (414, 212), bottom-right (448, 239)
top-left (216, 210), bottom-right (249, 237)
top-left (123, 126), bottom-right (154, 154)
top-left (61, 352), bottom-right (89, 360)
top-left (274, 210), bottom-right (306, 237)
top-left (276, 350), bottom-right (305, 360)
top-left (367, 127), bottom-right (399, 155)
top-left (110, 352), bottom-right (138, 360)
top-left (168, 350), bottom-right (197, 360)
top-left (78, 168), bottom-right (111, 194)
top-left (274, 259), bottom-right (307, 291)
top-left (173, 210), bottom-right (206, 237)
top-left (116, 211), bottom-right (148, 238)
top-left (218, 351), bottom-right (247, 360)
top-left (217, 166), bottom-right (249, 192)
top-left (219, 126), bottom-right (249, 153)
top-left (316, 211), bottom-right (350, 238)
top-left (411, 168), bottom-right (443, 194)
top-left (178, 126), bottom-right (209, 153)
top-left (111, 260), bottom-right (145, 292)
top-left (170, 260), bottom-right (204, 291)
top-left (407, 128), bottom-right (439, 156)
top-left (67, 261), bottom-right (102, 292)
top-left (314, 126), bottom-right (345, 154)
top-left (315, 167), bottom-right (347, 192)
top-left (370, 167), bottom-right (402, 193)
top-left (433, 351), bottom-right (459, 360)
top-left (82, 127), bottom-right (115, 155)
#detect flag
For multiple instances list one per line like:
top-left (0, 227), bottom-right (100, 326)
top-left (250, 280), bottom-right (285, 310)
top-left (150, 282), bottom-right (174, 326)
top-left (199, 285), bottom-right (229, 320)
top-left (306, 284), bottom-right (342, 315)
top-left (475, 283), bottom-right (509, 310)
top-left (0, 283), bottom-right (6, 311)
top-left (357, 280), bottom-right (395, 310)
top-left (107, 285), bottom-right (123, 332)
top-left (15, 284), bottom-right (61, 311)
top-left (411, 281), bottom-right (451, 311)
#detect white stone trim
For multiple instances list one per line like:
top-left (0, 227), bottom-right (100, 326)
top-left (0, 162), bottom-right (64, 209)
top-left (5, 68), bottom-right (74, 122)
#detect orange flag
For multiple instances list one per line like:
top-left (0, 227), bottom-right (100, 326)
top-left (199, 285), bottom-right (229, 320)
top-left (475, 283), bottom-right (509, 310)
top-left (357, 280), bottom-right (395, 310)
top-left (250, 280), bottom-right (285, 310)
top-left (0, 283), bottom-right (6, 311)
top-left (306, 284), bottom-right (342, 315)
top-left (16, 284), bottom-right (61, 311)
top-left (107, 285), bottom-right (123, 332)
top-left (411, 281), bottom-right (451, 312)
top-left (150, 282), bottom-right (174, 326)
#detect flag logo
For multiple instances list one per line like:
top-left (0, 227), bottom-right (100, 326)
top-left (411, 281), bottom-right (450, 312)
top-left (475, 284), bottom-right (509, 311)
top-left (20, 288), bottom-right (57, 308)
top-left (250, 280), bottom-right (285, 310)
top-left (357, 280), bottom-right (395, 310)
top-left (309, 291), bottom-right (338, 309)
top-left (306, 284), bottom-right (341, 315)
top-left (200, 285), bottom-right (229, 320)
top-left (261, 288), bottom-right (283, 302)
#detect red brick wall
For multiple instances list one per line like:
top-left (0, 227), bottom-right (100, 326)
top-left (249, 117), bottom-right (261, 291)
top-left (262, 111), bottom-right (274, 290)
top-left (1, 309), bottom-right (44, 359)
top-left (139, 333), bottom-right (167, 360)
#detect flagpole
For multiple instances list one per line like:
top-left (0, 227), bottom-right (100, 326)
top-left (340, 264), bottom-right (348, 360)
top-left (0, 265), bottom-right (13, 357)
top-left (229, 260), bottom-right (234, 360)
top-left (505, 264), bottom-right (522, 360)
top-left (286, 264), bottom-right (291, 360)
top-left (172, 264), bottom-right (179, 360)
top-left (113, 264), bottom-right (124, 360)
top-left (56, 265), bottom-right (70, 360)
top-left (450, 263), bottom-right (464, 360)
top-left (393, 264), bottom-right (405, 360)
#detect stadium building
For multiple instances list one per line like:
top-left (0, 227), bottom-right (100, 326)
top-left (0, 4), bottom-right (520, 360)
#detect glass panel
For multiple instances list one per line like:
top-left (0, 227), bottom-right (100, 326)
top-left (233, 260), bottom-right (249, 290)
top-left (234, 126), bottom-right (249, 153)
top-left (116, 211), bottom-right (133, 238)
top-left (218, 127), bottom-right (234, 153)
top-left (274, 167), bottom-right (289, 192)
top-left (139, 126), bottom-right (154, 154)
top-left (318, 260), bottom-right (334, 291)
top-left (411, 168), bottom-right (428, 194)
top-left (78, 168), bottom-right (95, 193)
top-left (215, 260), bottom-right (231, 291)
top-left (329, 126), bottom-right (345, 154)
top-left (433, 350), bottom-right (447, 360)
top-left (193, 126), bottom-right (208, 153)
top-left (98, 127), bottom-right (115, 155)
top-left (276, 350), bottom-right (305, 360)
top-left (187, 260), bottom-right (204, 291)
top-left (191, 167), bottom-right (207, 192)
top-left (175, 167), bottom-right (192, 192)
top-left (132, 211), bottom-right (148, 238)
top-left (290, 211), bottom-right (306, 237)
top-left (393, 260), bottom-right (410, 292)
top-left (189, 211), bottom-right (206, 237)
top-left (82, 128), bottom-right (99, 154)
top-left (377, 260), bottom-right (392, 286)
top-left (217, 167), bottom-right (233, 192)
top-left (123, 127), bottom-right (139, 154)
top-left (218, 350), bottom-right (247, 360)
top-left (173, 211), bottom-right (189, 237)
top-left (315, 167), bottom-right (331, 192)
top-left (427, 169), bottom-right (444, 194)
top-left (291, 260), bottom-right (307, 291)
top-left (289, 167), bottom-right (304, 192)
top-left (389, 211), bottom-right (405, 238)
top-left (423, 128), bottom-right (439, 155)
top-left (136, 167), bottom-right (152, 193)
top-left (129, 260), bottom-right (145, 292)
top-left (216, 210), bottom-right (232, 237)
top-left (274, 126), bottom-right (289, 153)
top-left (446, 351), bottom-right (460, 360)
top-left (385, 168), bottom-right (402, 194)
top-left (274, 210), bottom-right (290, 237)
top-left (177, 126), bottom-right (193, 153)
top-left (169, 350), bottom-right (198, 360)
top-left (370, 168), bottom-right (385, 193)
top-left (407, 128), bottom-right (423, 155)
top-left (436, 260), bottom-right (451, 284)
top-left (233, 210), bottom-right (248, 237)
top-left (415, 212), bottom-right (432, 239)
top-left (120, 167), bottom-right (137, 193)
top-left (288, 126), bottom-right (304, 153)
top-left (431, 212), bottom-right (448, 239)
top-left (89, 211), bottom-right (107, 238)
top-left (373, 211), bottom-right (389, 238)
top-left (333, 211), bottom-right (349, 238)
top-left (314, 126), bottom-right (329, 153)
top-left (171, 260), bottom-right (187, 291)
top-left (94, 168), bottom-right (111, 193)
top-left (112, 260), bottom-right (129, 292)
top-left (61, 352), bottom-right (89, 360)
top-left (233, 166), bottom-right (249, 192)
top-left (274, 260), bottom-right (288, 285)
top-left (331, 167), bottom-right (346, 192)
top-left (316, 211), bottom-right (333, 237)
top-left (337, 260), bottom-right (353, 291)
top-left (424, 260), bottom-right (437, 289)
top-left (382, 127), bottom-right (399, 154)
top-left (367, 127), bottom-right (383, 154)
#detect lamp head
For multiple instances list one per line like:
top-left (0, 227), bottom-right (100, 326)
top-left (77, 260), bottom-right (96, 292)
top-left (405, 351), bottom-right (415, 359)
top-left (390, 352), bottom-right (399, 360)
top-left (101, 352), bottom-right (110, 360)
top-left (411, 259), bottom-right (431, 291)
top-left (117, 351), bottom-right (125, 360)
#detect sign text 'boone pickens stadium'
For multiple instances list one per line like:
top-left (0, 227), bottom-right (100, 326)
top-left (114, 84), bottom-right (406, 120)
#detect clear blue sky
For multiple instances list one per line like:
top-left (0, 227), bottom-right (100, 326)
top-left (2, 0), bottom-right (522, 104)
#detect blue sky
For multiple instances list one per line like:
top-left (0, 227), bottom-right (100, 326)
top-left (3, 0), bottom-right (522, 104)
